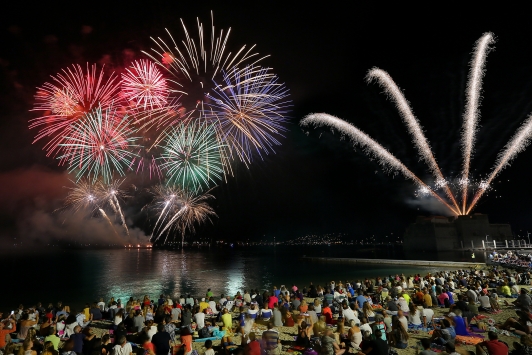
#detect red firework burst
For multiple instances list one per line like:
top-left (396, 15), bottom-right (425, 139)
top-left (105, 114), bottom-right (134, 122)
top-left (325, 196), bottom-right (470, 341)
top-left (121, 60), bottom-right (169, 110)
top-left (30, 63), bottom-right (121, 155)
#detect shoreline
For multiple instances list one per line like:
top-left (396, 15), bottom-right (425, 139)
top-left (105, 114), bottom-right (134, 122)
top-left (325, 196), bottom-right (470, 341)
top-left (301, 257), bottom-right (484, 268)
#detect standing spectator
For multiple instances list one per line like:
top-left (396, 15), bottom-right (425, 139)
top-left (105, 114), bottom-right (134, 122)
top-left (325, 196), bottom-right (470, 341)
top-left (152, 324), bottom-right (171, 355)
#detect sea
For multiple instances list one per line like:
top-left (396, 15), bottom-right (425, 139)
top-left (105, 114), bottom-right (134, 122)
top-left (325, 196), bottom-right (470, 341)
top-left (1, 245), bottom-right (485, 312)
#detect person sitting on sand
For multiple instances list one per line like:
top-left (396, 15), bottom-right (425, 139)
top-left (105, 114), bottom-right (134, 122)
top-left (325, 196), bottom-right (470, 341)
top-left (475, 331), bottom-right (508, 355)
top-left (262, 322), bottom-right (281, 355)
top-left (505, 289), bottom-right (532, 312)
top-left (321, 328), bottom-right (346, 355)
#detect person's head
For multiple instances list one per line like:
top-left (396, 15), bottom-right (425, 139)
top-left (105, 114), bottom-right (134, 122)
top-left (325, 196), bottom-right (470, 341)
top-left (102, 334), bottom-right (110, 344)
top-left (248, 332), bottom-right (256, 342)
top-left (49, 327), bottom-right (56, 336)
top-left (5, 343), bottom-right (15, 355)
top-left (157, 323), bottom-right (165, 332)
top-left (374, 330), bottom-right (382, 339)
top-left (361, 317), bottom-right (368, 325)
top-left (441, 319), bottom-right (451, 328)
top-left (118, 335), bottom-right (127, 346)
top-left (319, 315), bottom-right (326, 323)
top-left (267, 321), bottom-right (275, 330)
top-left (488, 331), bottom-right (498, 341)
top-left (397, 310), bottom-right (403, 318)
top-left (205, 340), bottom-right (213, 349)
top-left (421, 338), bottom-right (431, 350)
top-left (444, 343), bottom-right (456, 354)
top-left (74, 325), bottom-right (81, 333)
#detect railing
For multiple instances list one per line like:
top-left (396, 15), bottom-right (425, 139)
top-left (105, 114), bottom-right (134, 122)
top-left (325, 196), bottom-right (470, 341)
top-left (464, 239), bottom-right (532, 250)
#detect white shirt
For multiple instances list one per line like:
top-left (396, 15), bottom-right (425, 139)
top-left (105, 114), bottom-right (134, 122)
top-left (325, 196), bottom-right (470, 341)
top-left (410, 310), bottom-right (422, 325)
top-left (194, 312), bottom-right (205, 329)
top-left (422, 308), bottom-right (434, 324)
top-left (342, 307), bottom-right (357, 323)
top-left (147, 325), bottom-right (157, 340)
top-left (479, 295), bottom-right (491, 308)
top-left (360, 323), bottom-right (372, 334)
top-left (113, 343), bottom-right (132, 355)
top-left (208, 301), bottom-right (218, 314)
top-left (398, 316), bottom-right (408, 331)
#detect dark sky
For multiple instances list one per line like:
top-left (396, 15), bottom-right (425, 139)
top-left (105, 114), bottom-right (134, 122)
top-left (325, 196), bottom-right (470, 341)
top-left (1, 3), bottom-right (532, 245)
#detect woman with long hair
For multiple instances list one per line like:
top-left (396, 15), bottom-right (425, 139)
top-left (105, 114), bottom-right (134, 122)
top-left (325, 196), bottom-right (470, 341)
top-left (391, 316), bottom-right (409, 349)
top-left (348, 319), bottom-right (362, 350)
top-left (295, 321), bottom-right (311, 348)
top-left (362, 303), bottom-right (375, 323)
top-left (17, 338), bottom-right (36, 355)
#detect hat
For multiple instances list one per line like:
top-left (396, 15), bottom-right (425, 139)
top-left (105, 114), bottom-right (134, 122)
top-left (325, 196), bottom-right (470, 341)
top-left (201, 298), bottom-right (205, 302)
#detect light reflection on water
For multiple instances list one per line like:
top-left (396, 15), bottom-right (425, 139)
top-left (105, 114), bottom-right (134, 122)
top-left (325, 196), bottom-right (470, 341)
top-left (2, 247), bottom-right (466, 311)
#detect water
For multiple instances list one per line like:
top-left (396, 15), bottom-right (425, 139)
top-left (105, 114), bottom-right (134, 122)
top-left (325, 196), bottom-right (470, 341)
top-left (1, 246), bottom-right (475, 312)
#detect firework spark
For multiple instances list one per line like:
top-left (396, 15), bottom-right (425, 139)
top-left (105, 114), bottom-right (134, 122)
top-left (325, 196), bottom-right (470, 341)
top-left (460, 33), bottom-right (495, 214)
top-left (149, 185), bottom-right (217, 246)
top-left (122, 59), bottom-right (170, 110)
top-left (64, 180), bottom-right (120, 237)
top-left (206, 66), bottom-right (291, 163)
top-left (58, 106), bottom-right (141, 183)
top-left (31, 64), bottom-right (121, 154)
top-left (301, 113), bottom-right (460, 215)
top-left (366, 68), bottom-right (460, 212)
top-left (96, 179), bottom-right (130, 236)
top-left (467, 113), bottom-right (532, 214)
top-left (303, 32), bottom-right (532, 217)
top-left (158, 121), bottom-right (224, 191)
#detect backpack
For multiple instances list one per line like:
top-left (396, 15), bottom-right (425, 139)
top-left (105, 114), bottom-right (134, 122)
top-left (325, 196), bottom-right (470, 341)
top-left (199, 327), bottom-right (210, 338)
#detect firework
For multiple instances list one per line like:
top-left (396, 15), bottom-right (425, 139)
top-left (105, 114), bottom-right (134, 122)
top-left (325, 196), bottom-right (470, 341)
top-left (122, 59), bottom-right (170, 110)
top-left (206, 66), bottom-right (291, 163)
top-left (366, 68), bottom-right (460, 212)
top-left (64, 180), bottom-right (119, 237)
top-left (303, 32), bottom-right (532, 217)
top-left (467, 113), bottom-right (532, 214)
top-left (158, 121), bottom-right (224, 191)
top-left (301, 113), bottom-right (460, 215)
top-left (31, 64), bottom-right (120, 154)
top-left (143, 13), bottom-right (289, 164)
top-left (96, 179), bottom-right (129, 236)
top-left (460, 33), bottom-right (495, 214)
top-left (58, 106), bottom-right (141, 183)
top-left (149, 185), bottom-right (216, 246)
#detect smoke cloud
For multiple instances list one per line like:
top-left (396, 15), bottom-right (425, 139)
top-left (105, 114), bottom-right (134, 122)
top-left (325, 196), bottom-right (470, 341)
top-left (0, 165), bottom-right (148, 248)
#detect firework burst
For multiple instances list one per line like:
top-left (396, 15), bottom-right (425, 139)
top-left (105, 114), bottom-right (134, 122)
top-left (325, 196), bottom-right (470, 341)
top-left (149, 185), bottom-right (216, 246)
top-left (206, 66), bottom-right (291, 163)
top-left (58, 106), bottom-right (141, 183)
top-left (143, 13), bottom-right (289, 164)
top-left (122, 59), bottom-right (170, 110)
top-left (96, 179), bottom-right (130, 236)
top-left (302, 32), bottom-right (532, 216)
top-left (31, 64), bottom-right (121, 154)
top-left (158, 121), bottom-right (224, 191)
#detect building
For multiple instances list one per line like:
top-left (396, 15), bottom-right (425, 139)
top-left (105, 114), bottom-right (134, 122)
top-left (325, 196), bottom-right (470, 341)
top-left (403, 213), bottom-right (513, 252)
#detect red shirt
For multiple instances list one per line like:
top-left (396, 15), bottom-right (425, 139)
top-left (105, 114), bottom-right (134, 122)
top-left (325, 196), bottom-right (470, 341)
top-left (0, 322), bottom-right (16, 349)
top-left (246, 340), bottom-right (261, 355)
top-left (483, 340), bottom-right (508, 355)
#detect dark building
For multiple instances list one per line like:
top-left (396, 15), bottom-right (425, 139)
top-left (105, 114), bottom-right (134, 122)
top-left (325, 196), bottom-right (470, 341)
top-left (403, 213), bottom-right (513, 252)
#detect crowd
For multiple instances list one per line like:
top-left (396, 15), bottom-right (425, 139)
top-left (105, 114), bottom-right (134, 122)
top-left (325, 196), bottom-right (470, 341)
top-left (2, 266), bottom-right (532, 355)
top-left (489, 252), bottom-right (532, 271)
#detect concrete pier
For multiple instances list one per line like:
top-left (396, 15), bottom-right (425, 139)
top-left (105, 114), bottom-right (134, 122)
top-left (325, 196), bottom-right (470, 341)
top-left (301, 257), bottom-right (484, 268)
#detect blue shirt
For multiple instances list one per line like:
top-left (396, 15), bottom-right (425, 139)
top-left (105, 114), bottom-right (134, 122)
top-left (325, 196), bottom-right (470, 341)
top-left (356, 295), bottom-right (367, 309)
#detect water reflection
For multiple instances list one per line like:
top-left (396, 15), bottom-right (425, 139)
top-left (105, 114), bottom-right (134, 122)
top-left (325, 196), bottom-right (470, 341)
top-left (3, 247), bottom-right (453, 310)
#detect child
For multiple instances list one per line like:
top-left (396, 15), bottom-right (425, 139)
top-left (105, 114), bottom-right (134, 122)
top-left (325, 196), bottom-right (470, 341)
top-left (204, 340), bottom-right (214, 355)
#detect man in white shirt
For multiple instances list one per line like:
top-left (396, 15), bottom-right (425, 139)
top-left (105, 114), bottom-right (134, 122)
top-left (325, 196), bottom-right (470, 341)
top-left (112, 336), bottom-right (133, 355)
top-left (341, 304), bottom-right (359, 324)
top-left (219, 295), bottom-right (227, 307)
top-left (194, 310), bottom-right (206, 329)
top-left (359, 318), bottom-right (372, 334)
top-left (396, 297), bottom-right (409, 313)
top-left (479, 294), bottom-right (492, 311)
top-left (224, 297), bottom-right (234, 312)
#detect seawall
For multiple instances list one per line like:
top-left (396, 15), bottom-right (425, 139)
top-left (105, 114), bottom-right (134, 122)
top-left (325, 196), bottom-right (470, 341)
top-left (301, 257), bottom-right (484, 268)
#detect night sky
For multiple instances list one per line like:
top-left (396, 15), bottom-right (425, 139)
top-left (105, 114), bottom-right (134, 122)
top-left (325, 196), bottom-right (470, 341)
top-left (1, 3), bottom-right (532, 246)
